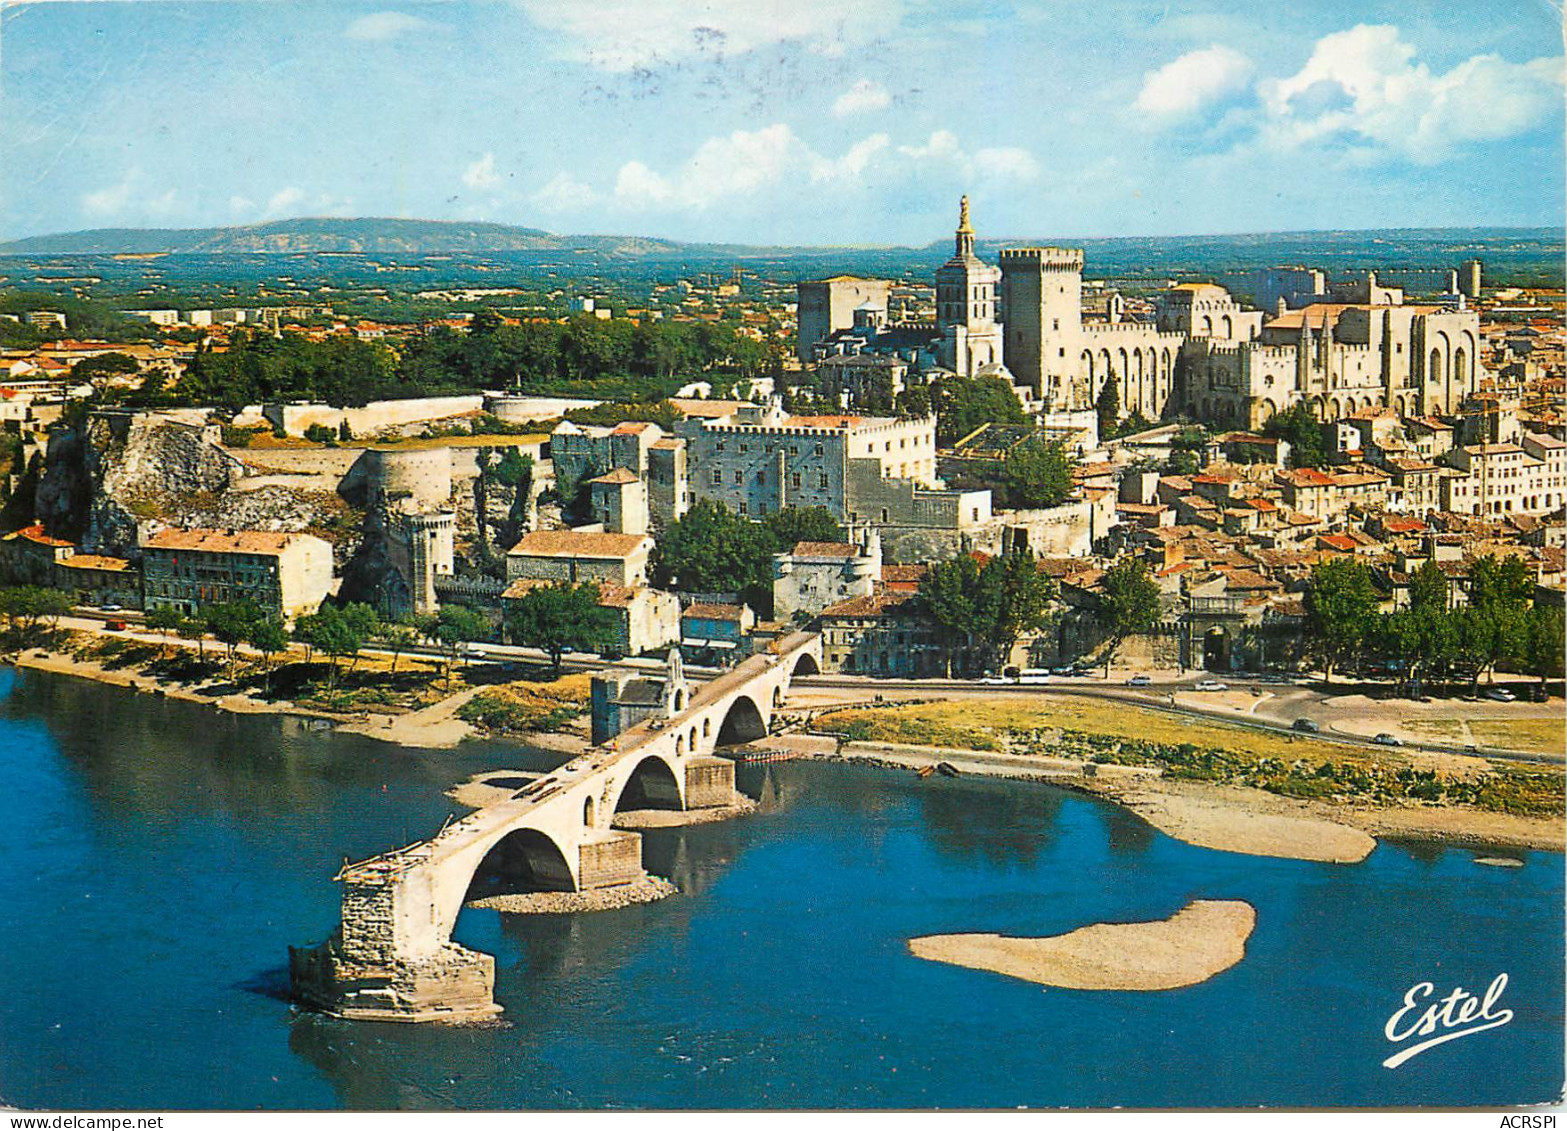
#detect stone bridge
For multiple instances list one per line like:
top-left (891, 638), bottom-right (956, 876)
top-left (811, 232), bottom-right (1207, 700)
top-left (290, 631), bottom-right (823, 1022)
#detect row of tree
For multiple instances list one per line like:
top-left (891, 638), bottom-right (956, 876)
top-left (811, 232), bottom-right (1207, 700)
top-left (650, 500), bottom-right (845, 613)
top-left (1305, 555), bottom-right (1563, 688)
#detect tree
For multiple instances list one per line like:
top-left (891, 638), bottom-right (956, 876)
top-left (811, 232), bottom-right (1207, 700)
top-left (651, 498), bottom-right (776, 598)
top-left (0, 585), bottom-right (71, 644)
top-left (1527, 606), bottom-right (1565, 690)
top-left (145, 605), bottom-right (185, 638)
top-left (425, 605), bottom-right (491, 687)
top-left (974, 550), bottom-right (1057, 668)
top-left (1407, 559), bottom-right (1450, 613)
top-left (1262, 403), bottom-right (1327, 470)
top-left (374, 620), bottom-right (421, 674)
top-left (765, 506), bottom-right (842, 548)
top-left (1304, 558), bottom-right (1380, 680)
top-left (244, 616), bottom-right (290, 695)
top-left (1095, 557), bottom-right (1162, 676)
top-left (204, 599), bottom-right (266, 679)
top-left (1095, 376), bottom-right (1121, 440)
top-left (920, 551), bottom-right (1057, 675)
top-left (920, 553), bottom-right (982, 676)
top-left (505, 582), bottom-right (614, 672)
top-left (1003, 438), bottom-right (1073, 509)
top-left (1467, 554), bottom-right (1533, 613)
top-left (176, 615), bottom-right (209, 666)
top-left (929, 373), bottom-right (1026, 446)
top-left (294, 604), bottom-right (372, 700)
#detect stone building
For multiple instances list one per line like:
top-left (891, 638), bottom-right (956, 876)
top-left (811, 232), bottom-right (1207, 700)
top-left (817, 589), bottom-right (948, 677)
top-left (586, 468), bottom-right (649, 535)
top-left (505, 529), bottom-right (653, 587)
top-left (1180, 300), bottom-right (1484, 429)
top-left (550, 420), bottom-right (684, 525)
top-left (772, 531), bottom-right (880, 621)
top-left (1441, 434), bottom-right (1567, 517)
top-left (934, 196), bottom-right (1004, 377)
top-left (503, 577), bottom-right (678, 659)
top-left (998, 245), bottom-right (1185, 419)
top-left (141, 528), bottom-right (333, 621)
top-left (590, 649), bottom-right (689, 747)
top-left (797, 276), bottom-right (892, 361)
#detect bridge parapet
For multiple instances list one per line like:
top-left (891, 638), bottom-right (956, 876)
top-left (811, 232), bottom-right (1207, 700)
top-left (292, 633), bottom-right (822, 1022)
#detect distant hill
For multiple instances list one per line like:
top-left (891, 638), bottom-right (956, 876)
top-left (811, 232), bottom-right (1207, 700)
top-left (0, 217), bottom-right (704, 256)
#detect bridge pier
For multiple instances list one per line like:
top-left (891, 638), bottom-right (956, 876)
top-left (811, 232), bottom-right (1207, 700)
top-left (685, 756), bottom-right (736, 808)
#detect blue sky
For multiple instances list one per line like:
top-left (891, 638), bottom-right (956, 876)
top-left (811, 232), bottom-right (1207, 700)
top-left (1, 0), bottom-right (1562, 244)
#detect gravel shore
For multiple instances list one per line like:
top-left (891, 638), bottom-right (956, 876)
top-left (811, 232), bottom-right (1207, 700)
top-left (613, 795), bottom-right (758, 828)
top-left (909, 899), bottom-right (1257, 990)
top-left (467, 875), bottom-right (678, 914)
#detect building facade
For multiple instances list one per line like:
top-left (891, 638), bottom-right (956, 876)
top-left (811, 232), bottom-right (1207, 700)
top-left (140, 529), bottom-right (333, 621)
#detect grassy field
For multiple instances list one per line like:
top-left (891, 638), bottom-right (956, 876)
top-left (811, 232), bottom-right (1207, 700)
top-left (1467, 718), bottom-right (1564, 756)
top-left (814, 696), bottom-right (1565, 817)
top-left (458, 673), bottom-right (591, 734)
top-left (815, 696), bottom-right (1367, 761)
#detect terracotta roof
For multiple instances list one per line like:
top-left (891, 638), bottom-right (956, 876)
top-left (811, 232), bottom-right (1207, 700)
top-left (588, 467), bottom-right (641, 485)
top-left (609, 421), bottom-right (654, 435)
top-left (880, 563), bottom-right (928, 589)
top-left (782, 414), bottom-right (864, 429)
top-left (508, 530), bottom-right (649, 559)
top-left (791, 541), bottom-right (860, 559)
top-left (58, 554), bottom-right (132, 572)
top-left (682, 602), bottom-right (746, 621)
top-left (649, 437), bottom-right (684, 450)
top-left (820, 589), bottom-right (918, 618)
top-left (142, 528), bottom-right (309, 555)
top-left (6, 523), bottom-right (72, 548)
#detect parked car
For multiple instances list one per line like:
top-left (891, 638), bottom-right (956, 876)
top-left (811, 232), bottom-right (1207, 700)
top-left (100, 604), bottom-right (123, 613)
top-left (1019, 670), bottom-right (1052, 685)
top-left (104, 620), bottom-right (127, 632)
top-left (979, 674), bottom-right (1012, 685)
top-left (1194, 679), bottom-right (1228, 692)
top-left (1292, 718), bottom-right (1320, 733)
top-left (1373, 733), bottom-right (1403, 746)
top-left (1126, 674), bottom-right (1152, 687)
top-left (1485, 688), bottom-right (1517, 703)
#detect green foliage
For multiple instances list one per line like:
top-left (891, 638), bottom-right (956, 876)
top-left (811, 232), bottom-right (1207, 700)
top-left (294, 602), bottom-right (381, 696)
top-left (373, 621), bottom-right (421, 673)
top-left (0, 584), bottom-right (73, 644)
top-left (929, 373), bottom-right (1026, 446)
top-left (303, 423), bottom-right (337, 444)
top-left (1002, 437), bottom-right (1073, 509)
top-left (563, 400), bottom-right (681, 431)
top-left (652, 499), bottom-right (838, 608)
top-left (1304, 558), bottom-right (1381, 678)
top-left (504, 581), bottom-right (614, 670)
top-left (203, 599), bottom-right (267, 676)
top-left (144, 605), bottom-right (185, 636)
top-left (765, 505), bottom-right (842, 548)
top-left (1262, 403), bottom-right (1328, 469)
top-left (1095, 376), bottom-right (1120, 440)
top-left (920, 550), bottom-right (1058, 674)
top-left (69, 352), bottom-right (140, 383)
top-left (1095, 556), bottom-right (1162, 674)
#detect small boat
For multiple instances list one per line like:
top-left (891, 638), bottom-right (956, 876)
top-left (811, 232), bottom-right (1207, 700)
top-left (915, 765), bottom-right (935, 779)
top-left (936, 761), bottom-right (960, 778)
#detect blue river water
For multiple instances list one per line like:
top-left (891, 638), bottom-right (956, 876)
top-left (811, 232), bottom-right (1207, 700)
top-left (0, 667), bottom-right (1560, 1110)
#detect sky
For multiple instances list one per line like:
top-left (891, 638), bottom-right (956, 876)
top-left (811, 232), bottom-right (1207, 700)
top-left (0, 0), bottom-right (1562, 245)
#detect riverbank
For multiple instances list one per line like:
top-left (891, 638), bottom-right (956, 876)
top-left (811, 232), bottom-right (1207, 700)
top-left (909, 899), bottom-right (1256, 991)
top-left (467, 875), bottom-right (677, 914)
top-left (757, 733), bottom-right (1562, 858)
top-left (10, 644), bottom-right (486, 748)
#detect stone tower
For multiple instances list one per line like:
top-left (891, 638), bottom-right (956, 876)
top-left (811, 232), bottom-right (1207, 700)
top-left (934, 196), bottom-right (1003, 377)
top-left (998, 246), bottom-right (1086, 405)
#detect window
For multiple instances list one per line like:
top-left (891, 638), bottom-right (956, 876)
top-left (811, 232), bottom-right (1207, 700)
top-left (711, 469), bottom-right (721, 485)
top-left (819, 473), bottom-right (829, 489)
top-left (755, 470), bottom-right (765, 484)
top-left (733, 470), bottom-right (742, 484)
top-left (739, 501), bottom-right (748, 516)
top-left (815, 442), bottom-right (824, 455)
top-left (740, 443), bottom-right (749, 453)
top-left (791, 472), bottom-right (802, 489)
top-left (715, 440), bottom-right (725, 452)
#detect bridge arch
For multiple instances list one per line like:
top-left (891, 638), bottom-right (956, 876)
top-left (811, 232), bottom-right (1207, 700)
top-left (612, 753), bottom-right (684, 813)
top-left (463, 826), bottom-right (576, 900)
top-left (791, 651), bottom-right (820, 678)
top-left (715, 693), bottom-right (768, 746)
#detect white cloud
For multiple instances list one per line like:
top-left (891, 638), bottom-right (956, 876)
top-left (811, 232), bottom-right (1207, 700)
top-left (833, 78), bottom-right (891, 117)
top-left (532, 172), bottom-right (599, 213)
top-left (974, 146), bottom-right (1041, 182)
top-left (462, 152), bottom-right (501, 191)
top-left (81, 173), bottom-right (135, 217)
top-left (345, 11), bottom-right (434, 41)
top-left (1258, 25), bottom-right (1563, 162)
top-left (898, 130), bottom-right (1040, 183)
top-left (612, 124), bottom-right (889, 210)
top-left (516, 0), bottom-right (896, 70)
top-left (1134, 44), bottom-right (1254, 121)
top-left (229, 195), bottom-right (256, 215)
top-left (264, 186), bottom-right (306, 218)
top-left (80, 168), bottom-right (183, 219)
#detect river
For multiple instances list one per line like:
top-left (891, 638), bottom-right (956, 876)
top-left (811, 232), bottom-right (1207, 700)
top-left (0, 667), bottom-right (1559, 1110)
